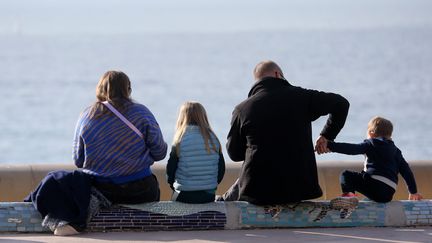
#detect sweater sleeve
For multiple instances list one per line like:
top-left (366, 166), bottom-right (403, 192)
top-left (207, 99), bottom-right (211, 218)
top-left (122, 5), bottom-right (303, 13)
top-left (226, 108), bottom-right (247, 162)
top-left (144, 110), bottom-right (168, 162)
top-left (217, 150), bottom-right (226, 184)
top-left (307, 90), bottom-right (350, 140)
top-left (166, 146), bottom-right (179, 189)
top-left (327, 141), bottom-right (370, 155)
top-left (398, 150), bottom-right (418, 194)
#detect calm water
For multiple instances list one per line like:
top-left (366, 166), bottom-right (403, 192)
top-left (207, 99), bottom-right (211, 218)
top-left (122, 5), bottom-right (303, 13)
top-left (1, 27), bottom-right (431, 163)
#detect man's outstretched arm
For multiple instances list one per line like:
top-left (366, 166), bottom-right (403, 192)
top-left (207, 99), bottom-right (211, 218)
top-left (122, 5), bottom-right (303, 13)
top-left (309, 90), bottom-right (349, 139)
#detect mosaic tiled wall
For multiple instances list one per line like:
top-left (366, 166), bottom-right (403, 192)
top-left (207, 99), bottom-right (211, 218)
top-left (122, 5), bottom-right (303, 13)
top-left (402, 200), bottom-right (432, 226)
top-left (238, 200), bottom-right (386, 228)
top-left (88, 202), bottom-right (227, 232)
top-left (1, 200), bottom-right (431, 233)
top-left (0, 202), bottom-right (48, 232)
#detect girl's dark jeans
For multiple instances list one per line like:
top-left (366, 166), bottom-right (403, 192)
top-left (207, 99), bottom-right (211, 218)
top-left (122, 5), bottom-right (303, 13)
top-left (173, 190), bottom-right (215, 204)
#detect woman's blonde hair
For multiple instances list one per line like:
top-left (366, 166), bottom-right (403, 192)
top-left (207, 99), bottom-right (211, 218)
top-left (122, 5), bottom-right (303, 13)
top-left (368, 116), bottom-right (393, 139)
top-left (173, 101), bottom-right (220, 155)
top-left (89, 70), bottom-right (132, 118)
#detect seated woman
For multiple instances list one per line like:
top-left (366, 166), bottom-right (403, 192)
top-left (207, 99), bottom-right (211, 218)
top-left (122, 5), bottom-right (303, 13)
top-left (27, 70), bottom-right (167, 236)
top-left (73, 70), bottom-right (167, 204)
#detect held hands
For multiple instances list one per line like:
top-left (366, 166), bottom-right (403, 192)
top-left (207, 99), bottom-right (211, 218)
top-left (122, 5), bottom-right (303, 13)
top-left (315, 135), bottom-right (331, 155)
top-left (408, 193), bottom-right (423, 201)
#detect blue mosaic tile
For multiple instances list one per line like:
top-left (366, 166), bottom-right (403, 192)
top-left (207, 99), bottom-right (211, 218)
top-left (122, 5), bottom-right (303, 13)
top-left (239, 201), bottom-right (387, 228)
top-left (401, 200), bottom-right (432, 226)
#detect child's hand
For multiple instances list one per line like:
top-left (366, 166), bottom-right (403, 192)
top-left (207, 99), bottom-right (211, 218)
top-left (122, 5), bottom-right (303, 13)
top-left (408, 193), bottom-right (423, 201)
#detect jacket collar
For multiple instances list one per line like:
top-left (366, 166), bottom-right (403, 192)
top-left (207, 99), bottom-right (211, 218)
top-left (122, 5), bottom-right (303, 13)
top-left (248, 77), bottom-right (291, 97)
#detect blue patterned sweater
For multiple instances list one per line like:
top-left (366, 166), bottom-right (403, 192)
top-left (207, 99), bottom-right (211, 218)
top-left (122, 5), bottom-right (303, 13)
top-left (73, 101), bottom-right (167, 184)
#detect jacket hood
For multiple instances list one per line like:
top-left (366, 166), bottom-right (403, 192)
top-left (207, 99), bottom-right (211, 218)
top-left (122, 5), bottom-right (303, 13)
top-left (248, 77), bottom-right (291, 98)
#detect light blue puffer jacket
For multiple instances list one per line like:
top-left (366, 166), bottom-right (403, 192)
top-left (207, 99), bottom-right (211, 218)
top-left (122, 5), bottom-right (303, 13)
top-left (173, 126), bottom-right (220, 191)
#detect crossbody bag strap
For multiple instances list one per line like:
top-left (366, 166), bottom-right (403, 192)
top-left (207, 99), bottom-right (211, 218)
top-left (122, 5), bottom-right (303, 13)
top-left (101, 101), bottom-right (144, 139)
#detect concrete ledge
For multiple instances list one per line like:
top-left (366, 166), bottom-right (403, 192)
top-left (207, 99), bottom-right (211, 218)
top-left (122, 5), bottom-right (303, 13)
top-left (1, 161), bottom-right (432, 202)
top-left (1, 200), bottom-right (431, 233)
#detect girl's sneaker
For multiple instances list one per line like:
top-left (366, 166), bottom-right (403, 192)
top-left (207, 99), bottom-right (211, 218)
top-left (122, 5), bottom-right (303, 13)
top-left (54, 224), bottom-right (79, 236)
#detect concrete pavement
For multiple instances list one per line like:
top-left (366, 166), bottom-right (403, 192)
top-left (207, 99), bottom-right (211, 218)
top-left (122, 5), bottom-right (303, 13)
top-left (1, 227), bottom-right (432, 243)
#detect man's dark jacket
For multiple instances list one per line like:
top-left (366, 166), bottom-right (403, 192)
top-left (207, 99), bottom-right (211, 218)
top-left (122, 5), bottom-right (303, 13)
top-left (227, 77), bottom-right (349, 205)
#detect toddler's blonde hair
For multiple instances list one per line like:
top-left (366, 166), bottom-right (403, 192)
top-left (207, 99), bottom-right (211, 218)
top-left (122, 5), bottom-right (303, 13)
top-left (368, 116), bottom-right (393, 139)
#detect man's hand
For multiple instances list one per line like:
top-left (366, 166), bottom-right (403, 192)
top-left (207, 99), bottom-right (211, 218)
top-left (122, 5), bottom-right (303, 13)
top-left (409, 193), bottom-right (423, 201)
top-left (315, 135), bottom-right (330, 155)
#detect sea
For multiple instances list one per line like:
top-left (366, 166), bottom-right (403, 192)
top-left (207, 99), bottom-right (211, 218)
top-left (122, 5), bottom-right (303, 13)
top-left (1, 3), bottom-right (431, 164)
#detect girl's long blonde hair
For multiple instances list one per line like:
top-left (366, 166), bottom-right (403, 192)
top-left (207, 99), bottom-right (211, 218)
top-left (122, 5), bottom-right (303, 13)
top-left (173, 101), bottom-right (220, 155)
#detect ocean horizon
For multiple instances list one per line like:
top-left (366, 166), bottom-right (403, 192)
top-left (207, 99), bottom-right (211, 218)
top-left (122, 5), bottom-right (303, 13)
top-left (1, 0), bottom-right (431, 164)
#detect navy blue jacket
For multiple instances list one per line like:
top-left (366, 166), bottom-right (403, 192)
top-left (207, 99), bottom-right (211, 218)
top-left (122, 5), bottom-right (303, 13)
top-left (328, 138), bottom-right (417, 193)
top-left (24, 170), bottom-right (92, 230)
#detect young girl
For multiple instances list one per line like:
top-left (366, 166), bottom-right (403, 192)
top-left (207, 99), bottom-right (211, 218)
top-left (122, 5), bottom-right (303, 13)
top-left (327, 116), bottom-right (422, 204)
top-left (166, 101), bottom-right (225, 203)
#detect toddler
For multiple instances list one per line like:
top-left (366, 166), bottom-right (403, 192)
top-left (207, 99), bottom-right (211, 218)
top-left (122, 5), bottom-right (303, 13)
top-left (327, 116), bottom-right (422, 203)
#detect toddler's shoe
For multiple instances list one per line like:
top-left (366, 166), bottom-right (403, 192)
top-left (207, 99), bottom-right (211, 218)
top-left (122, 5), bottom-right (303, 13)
top-left (330, 193), bottom-right (359, 210)
top-left (341, 192), bottom-right (358, 197)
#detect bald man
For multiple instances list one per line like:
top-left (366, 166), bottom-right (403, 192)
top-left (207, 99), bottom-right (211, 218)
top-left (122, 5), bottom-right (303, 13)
top-left (221, 60), bottom-right (349, 205)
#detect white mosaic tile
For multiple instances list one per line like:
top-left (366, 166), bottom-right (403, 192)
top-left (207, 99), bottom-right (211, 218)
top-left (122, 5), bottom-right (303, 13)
top-left (406, 215), bottom-right (419, 220)
top-left (121, 201), bottom-right (226, 216)
top-left (417, 219), bottom-right (429, 224)
top-left (17, 227), bottom-right (26, 232)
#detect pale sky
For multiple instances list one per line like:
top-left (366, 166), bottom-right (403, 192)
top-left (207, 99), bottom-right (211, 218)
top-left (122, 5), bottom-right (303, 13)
top-left (0, 0), bottom-right (431, 35)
